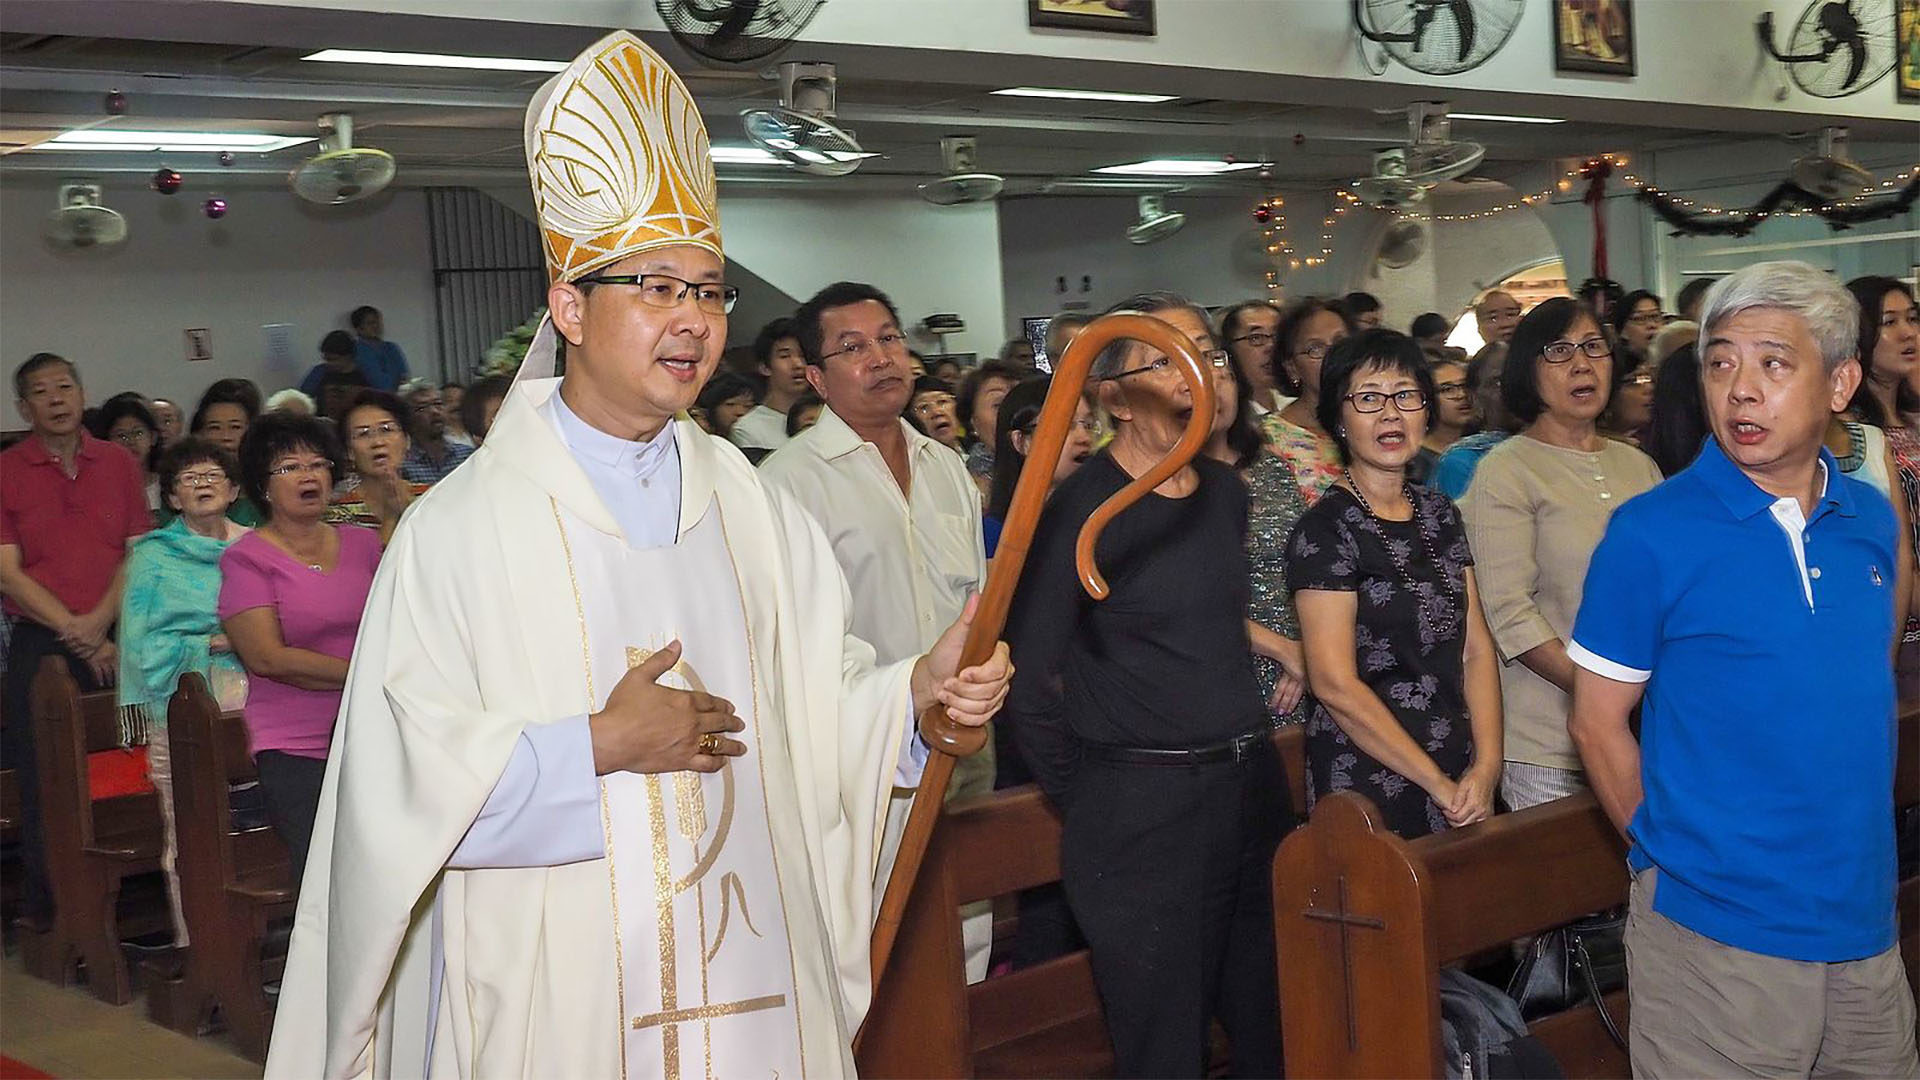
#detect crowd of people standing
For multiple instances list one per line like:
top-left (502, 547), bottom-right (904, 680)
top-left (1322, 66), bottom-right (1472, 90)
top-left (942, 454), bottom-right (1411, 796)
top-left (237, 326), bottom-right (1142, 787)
top-left (2, 259), bottom-right (1914, 1079)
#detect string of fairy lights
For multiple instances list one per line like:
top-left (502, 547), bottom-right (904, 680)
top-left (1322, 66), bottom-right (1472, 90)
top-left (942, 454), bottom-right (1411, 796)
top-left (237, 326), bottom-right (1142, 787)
top-left (1253, 154), bottom-right (1920, 286)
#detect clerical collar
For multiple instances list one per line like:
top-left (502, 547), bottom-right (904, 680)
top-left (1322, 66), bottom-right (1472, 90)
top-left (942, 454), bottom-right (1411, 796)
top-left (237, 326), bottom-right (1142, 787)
top-left (548, 390), bottom-right (678, 482)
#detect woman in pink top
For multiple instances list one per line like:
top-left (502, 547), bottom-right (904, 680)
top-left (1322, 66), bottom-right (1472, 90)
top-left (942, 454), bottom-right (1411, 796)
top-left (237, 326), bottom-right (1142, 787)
top-left (219, 413), bottom-right (381, 884)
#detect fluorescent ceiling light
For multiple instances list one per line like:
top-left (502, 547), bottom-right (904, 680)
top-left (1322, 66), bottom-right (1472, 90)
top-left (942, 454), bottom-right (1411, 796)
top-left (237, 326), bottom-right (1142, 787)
top-left (1450, 112), bottom-right (1565, 124)
top-left (710, 145), bottom-right (877, 165)
top-left (711, 146), bottom-right (785, 165)
top-left (37, 130), bottom-right (315, 152)
top-left (302, 48), bottom-right (568, 73)
top-left (1093, 159), bottom-right (1263, 176)
top-left (992, 87), bottom-right (1177, 104)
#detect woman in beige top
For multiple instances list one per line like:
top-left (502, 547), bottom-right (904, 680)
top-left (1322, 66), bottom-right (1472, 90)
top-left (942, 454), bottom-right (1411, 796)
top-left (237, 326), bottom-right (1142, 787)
top-left (1460, 298), bottom-right (1663, 810)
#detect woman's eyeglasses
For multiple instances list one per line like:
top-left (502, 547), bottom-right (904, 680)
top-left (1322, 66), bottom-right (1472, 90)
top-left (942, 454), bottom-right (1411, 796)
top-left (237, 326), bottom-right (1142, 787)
top-left (1107, 349), bottom-right (1230, 380)
top-left (350, 421), bottom-right (403, 441)
top-left (268, 459), bottom-right (334, 478)
top-left (1344, 389), bottom-right (1429, 414)
top-left (174, 470), bottom-right (229, 488)
top-left (1542, 337), bottom-right (1613, 364)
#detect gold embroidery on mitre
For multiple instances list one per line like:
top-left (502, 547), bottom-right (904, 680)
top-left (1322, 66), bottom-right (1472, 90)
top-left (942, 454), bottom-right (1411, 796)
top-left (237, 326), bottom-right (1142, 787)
top-left (528, 31), bottom-right (721, 284)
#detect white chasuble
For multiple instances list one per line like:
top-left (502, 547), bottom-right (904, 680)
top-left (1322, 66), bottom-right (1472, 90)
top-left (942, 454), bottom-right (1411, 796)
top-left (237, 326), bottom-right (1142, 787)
top-left (559, 499), bottom-right (804, 1078)
top-left (265, 378), bottom-right (915, 1080)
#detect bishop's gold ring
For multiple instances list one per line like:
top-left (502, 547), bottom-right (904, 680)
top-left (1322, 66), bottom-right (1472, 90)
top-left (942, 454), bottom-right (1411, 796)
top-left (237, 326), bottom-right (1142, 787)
top-left (697, 732), bottom-right (724, 756)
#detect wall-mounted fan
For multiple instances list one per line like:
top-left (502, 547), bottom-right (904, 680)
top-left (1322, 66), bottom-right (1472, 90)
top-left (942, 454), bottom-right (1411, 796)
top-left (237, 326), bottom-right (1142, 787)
top-left (288, 113), bottom-right (396, 205)
top-left (43, 179), bottom-right (127, 251)
top-left (1350, 102), bottom-right (1484, 209)
top-left (1125, 194), bottom-right (1186, 244)
top-left (1790, 126), bottom-right (1874, 198)
top-left (1350, 0), bottom-right (1525, 76)
top-left (1757, 0), bottom-right (1896, 98)
top-left (655, 0), bottom-right (824, 67)
top-left (741, 61), bottom-right (867, 176)
top-left (1373, 219), bottom-right (1426, 271)
top-left (918, 136), bottom-right (1003, 205)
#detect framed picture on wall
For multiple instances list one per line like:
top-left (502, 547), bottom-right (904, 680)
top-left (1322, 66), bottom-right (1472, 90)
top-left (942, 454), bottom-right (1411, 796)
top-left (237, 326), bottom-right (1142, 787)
top-left (1898, 0), bottom-right (1920, 102)
top-left (1552, 0), bottom-right (1636, 76)
top-left (1028, 0), bottom-right (1156, 37)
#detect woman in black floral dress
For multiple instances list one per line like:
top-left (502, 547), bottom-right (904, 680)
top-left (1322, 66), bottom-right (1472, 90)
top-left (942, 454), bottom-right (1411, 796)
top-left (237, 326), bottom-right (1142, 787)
top-left (1287, 330), bottom-right (1505, 839)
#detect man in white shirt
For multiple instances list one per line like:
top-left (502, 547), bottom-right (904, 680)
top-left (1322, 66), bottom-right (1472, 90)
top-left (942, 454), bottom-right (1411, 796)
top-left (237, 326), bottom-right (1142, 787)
top-left (760, 280), bottom-right (994, 980)
top-left (729, 316), bottom-right (808, 454)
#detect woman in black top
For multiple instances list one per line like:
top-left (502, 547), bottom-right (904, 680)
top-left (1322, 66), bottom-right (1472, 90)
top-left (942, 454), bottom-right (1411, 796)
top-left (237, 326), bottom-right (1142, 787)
top-left (1287, 329), bottom-right (1504, 839)
top-left (1004, 292), bottom-right (1291, 1079)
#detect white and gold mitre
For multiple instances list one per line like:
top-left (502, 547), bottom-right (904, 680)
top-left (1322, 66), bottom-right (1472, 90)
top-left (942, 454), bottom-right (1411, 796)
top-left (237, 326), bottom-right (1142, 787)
top-left (523, 30), bottom-right (722, 284)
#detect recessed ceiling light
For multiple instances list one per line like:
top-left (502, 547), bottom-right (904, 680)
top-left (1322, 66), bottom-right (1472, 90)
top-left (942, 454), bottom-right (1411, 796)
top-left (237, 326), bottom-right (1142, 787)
top-left (302, 48), bottom-right (569, 73)
top-left (1093, 159), bottom-right (1263, 176)
top-left (992, 87), bottom-right (1178, 104)
top-left (36, 130), bottom-right (316, 153)
top-left (1450, 112), bottom-right (1565, 124)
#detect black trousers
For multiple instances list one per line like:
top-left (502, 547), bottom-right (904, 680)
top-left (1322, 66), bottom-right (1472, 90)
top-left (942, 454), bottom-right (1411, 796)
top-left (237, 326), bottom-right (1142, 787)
top-left (1, 619), bottom-right (103, 925)
top-left (1061, 740), bottom-right (1294, 1079)
top-left (255, 750), bottom-right (326, 889)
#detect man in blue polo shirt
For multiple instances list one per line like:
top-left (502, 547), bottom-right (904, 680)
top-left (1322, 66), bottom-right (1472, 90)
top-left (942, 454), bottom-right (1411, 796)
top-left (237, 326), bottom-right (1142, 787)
top-left (1569, 260), bottom-right (1916, 1079)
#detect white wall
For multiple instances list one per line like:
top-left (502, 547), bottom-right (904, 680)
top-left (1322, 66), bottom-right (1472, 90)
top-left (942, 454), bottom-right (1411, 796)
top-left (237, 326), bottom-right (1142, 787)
top-left (182, 0), bottom-right (1919, 126)
top-left (718, 191), bottom-right (1007, 358)
top-left (0, 178), bottom-right (437, 408)
top-left (999, 190), bottom-right (1357, 326)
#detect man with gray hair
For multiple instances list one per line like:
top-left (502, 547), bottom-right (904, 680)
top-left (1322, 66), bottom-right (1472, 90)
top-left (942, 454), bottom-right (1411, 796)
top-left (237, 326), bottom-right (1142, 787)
top-left (397, 377), bottom-right (473, 484)
top-left (1569, 260), bottom-right (1917, 1077)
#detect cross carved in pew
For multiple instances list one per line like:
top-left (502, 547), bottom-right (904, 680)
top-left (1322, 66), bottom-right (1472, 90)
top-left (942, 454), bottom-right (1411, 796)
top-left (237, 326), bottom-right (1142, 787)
top-left (1301, 874), bottom-right (1387, 1052)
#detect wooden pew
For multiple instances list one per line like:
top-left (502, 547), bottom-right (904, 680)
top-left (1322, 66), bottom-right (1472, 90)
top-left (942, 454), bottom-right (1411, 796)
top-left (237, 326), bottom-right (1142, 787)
top-left (1, 768), bottom-right (19, 928)
top-left (23, 657), bottom-right (163, 1004)
top-left (857, 726), bottom-right (1308, 1079)
top-left (156, 672), bottom-right (295, 1061)
top-left (1273, 709), bottom-right (1920, 1079)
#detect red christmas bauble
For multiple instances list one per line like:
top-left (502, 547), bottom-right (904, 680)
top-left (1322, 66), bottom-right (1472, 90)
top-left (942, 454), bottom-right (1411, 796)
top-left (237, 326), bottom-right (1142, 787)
top-left (1252, 205), bottom-right (1274, 224)
top-left (104, 89), bottom-right (128, 115)
top-left (151, 168), bottom-right (183, 195)
top-left (203, 197), bottom-right (229, 219)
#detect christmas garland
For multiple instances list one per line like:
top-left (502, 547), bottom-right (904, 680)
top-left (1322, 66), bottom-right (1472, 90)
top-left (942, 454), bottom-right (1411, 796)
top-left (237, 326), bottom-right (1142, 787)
top-left (1635, 172), bottom-right (1920, 237)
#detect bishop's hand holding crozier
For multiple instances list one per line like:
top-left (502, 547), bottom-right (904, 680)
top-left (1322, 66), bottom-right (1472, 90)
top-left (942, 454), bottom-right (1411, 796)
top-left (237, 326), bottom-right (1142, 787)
top-left (264, 29), bottom-right (1011, 1080)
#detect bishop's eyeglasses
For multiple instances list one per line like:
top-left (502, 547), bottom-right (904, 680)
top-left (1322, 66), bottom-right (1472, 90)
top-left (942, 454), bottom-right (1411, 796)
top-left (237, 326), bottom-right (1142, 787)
top-left (572, 273), bottom-right (740, 315)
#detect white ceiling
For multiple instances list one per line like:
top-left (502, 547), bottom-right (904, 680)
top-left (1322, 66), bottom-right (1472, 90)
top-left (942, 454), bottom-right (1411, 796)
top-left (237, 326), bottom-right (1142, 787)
top-left (1, 1), bottom-right (1910, 197)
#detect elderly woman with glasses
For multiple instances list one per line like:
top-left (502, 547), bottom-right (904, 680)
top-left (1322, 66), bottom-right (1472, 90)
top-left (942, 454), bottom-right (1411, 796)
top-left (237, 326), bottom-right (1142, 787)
top-left (327, 389), bottom-right (425, 544)
top-left (1287, 329), bottom-right (1504, 840)
top-left (117, 437), bottom-right (251, 947)
top-left (219, 413), bottom-right (382, 883)
top-left (1263, 297), bottom-right (1352, 504)
top-left (1459, 299), bottom-right (1663, 810)
top-left (1004, 291), bottom-right (1293, 1077)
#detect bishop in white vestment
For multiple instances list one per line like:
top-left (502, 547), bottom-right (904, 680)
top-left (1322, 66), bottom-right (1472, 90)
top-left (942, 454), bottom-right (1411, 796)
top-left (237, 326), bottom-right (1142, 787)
top-left (264, 31), bottom-right (1010, 1080)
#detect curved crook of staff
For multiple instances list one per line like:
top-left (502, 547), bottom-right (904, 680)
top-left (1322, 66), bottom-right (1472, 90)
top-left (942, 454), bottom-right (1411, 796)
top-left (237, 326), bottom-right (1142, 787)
top-left (861, 309), bottom-right (1218, 1013)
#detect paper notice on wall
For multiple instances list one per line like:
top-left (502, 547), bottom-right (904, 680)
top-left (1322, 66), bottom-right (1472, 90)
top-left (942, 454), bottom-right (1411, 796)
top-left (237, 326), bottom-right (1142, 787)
top-left (263, 323), bottom-right (295, 370)
top-left (185, 328), bottom-right (213, 363)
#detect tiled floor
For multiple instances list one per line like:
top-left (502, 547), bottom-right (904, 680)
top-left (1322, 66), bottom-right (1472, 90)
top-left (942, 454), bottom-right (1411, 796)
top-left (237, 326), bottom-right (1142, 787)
top-left (0, 953), bottom-right (257, 1079)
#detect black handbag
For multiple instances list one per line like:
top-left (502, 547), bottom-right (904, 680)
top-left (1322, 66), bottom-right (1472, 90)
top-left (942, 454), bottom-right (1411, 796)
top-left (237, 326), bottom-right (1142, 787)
top-left (1506, 907), bottom-right (1628, 1050)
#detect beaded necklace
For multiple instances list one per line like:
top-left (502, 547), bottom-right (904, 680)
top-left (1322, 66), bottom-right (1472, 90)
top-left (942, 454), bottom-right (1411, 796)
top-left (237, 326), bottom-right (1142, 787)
top-left (1343, 472), bottom-right (1462, 642)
